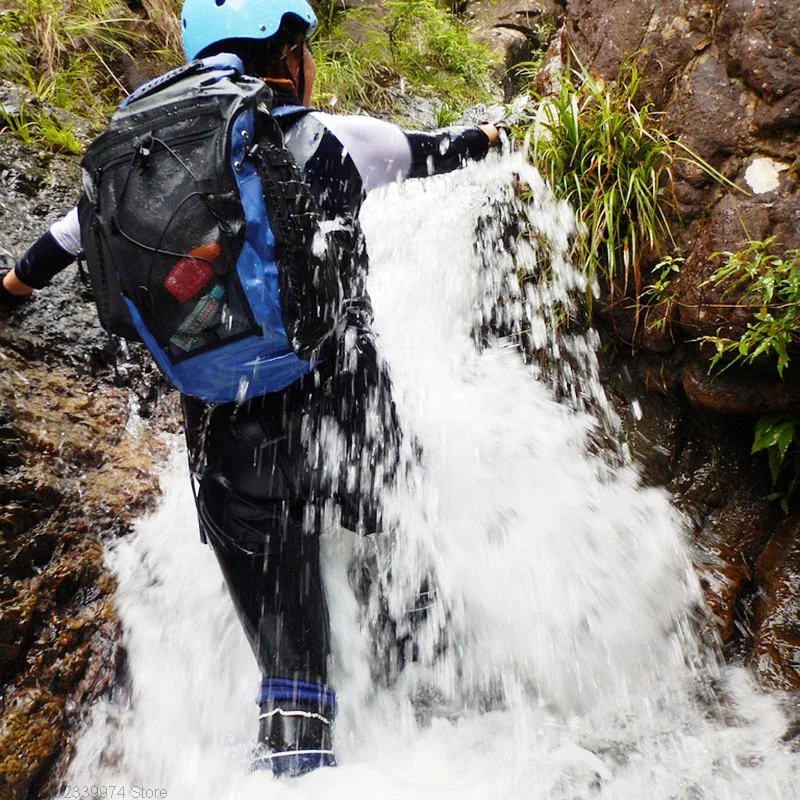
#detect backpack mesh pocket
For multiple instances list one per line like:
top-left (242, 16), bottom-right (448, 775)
top-left (93, 118), bottom-right (255, 362)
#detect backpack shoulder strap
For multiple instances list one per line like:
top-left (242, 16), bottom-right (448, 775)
top-left (121, 53), bottom-right (246, 109)
top-left (271, 104), bottom-right (315, 124)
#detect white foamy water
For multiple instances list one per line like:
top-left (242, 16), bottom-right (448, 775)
top-left (63, 154), bottom-right (800, 799)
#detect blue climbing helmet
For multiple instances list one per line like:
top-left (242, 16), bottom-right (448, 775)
top-left (181, 0), bottom-right (318, 62)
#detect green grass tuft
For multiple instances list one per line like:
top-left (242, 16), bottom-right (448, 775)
top-left (525, 55), bottom-right (677, 313)
top-left (0, 0), bottom-right (178, 151)
top-left (523, 51), bottom-right (741, 326)
top-left (313, 0), bottom-right (496, 119)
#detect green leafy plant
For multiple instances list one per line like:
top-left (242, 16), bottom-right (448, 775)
top-left (0, 18), bottom-right (34, 85)
top-left (698, 238), bottom-right (800, 377)
top-left (510, 20), bottom-right (558, 84)
top-left (0, 102), bottom-right (82, 154)
top-left (694, 238), bottom-right (800, 511)
top-left (313, 0), bottom-right (495, 118)
top-left (385, 0), bottom-right (493, 84)
top-left (312, 29), bottom-right (396, 113)
top-left (640, 254), bottom-right (684, 333)
top-left (1, 0), bottom-right (139, 116)
top-left (434, 101), bottom-right (459, 127)
top-left (0, 103), bottom-right (35, 145)
top-left (36, 113), bottom-right (83, 154)
top-left (752, 413), bottom-right (800, 512)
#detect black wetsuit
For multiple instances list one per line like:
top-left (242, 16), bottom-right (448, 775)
top-left (182, 107), bottom-right (491, 691)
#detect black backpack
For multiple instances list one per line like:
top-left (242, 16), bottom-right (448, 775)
top-left (79, 55), bottom-right (343, 403)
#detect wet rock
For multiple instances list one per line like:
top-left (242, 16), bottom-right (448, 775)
top-left (544, 2), bottom-right (800, 691)
top-left (564, 0), bottom-right (717, 106)
top-left (673, 196), bottom-right (773, 338)
top-left (467, 0), bottom-right (563, 97)
top-left (0, 689), bottom-right (65, 799)
top-left (752, 518), bottom-right (800, 691)
top-left (0, 82), bottom-right (36, 118)
top-left (602, 348), bottom-right (786, 672)
top-left (555, 0), bottom-right (800, 346)
top-left (682, 359), bottom-right (800, 416)
top-left (0, 338), bottom-right (171, 797)
top-left (596, 297), bottom-right (677, 356)
top-left (718, 0), bottom-right (800, 116)
top-left (0, 133), bottom-right (176, 797)
top-left (664, 46), bottom-right (757, 166)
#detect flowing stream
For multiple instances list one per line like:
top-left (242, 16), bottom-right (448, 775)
top-left (62, 153), bottom-right (799, 799)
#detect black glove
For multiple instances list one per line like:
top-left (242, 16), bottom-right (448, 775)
top-left (0, 268), bottom-right (33, 307)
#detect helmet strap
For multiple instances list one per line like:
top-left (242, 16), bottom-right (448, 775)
top-left (274, 37), bottom-right (305, 102)
top-left (297, 55), bottom-right (306, 106)
top-left (289, 35), bottom-right (307, 104)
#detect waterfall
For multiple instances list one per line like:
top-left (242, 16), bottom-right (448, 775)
top-left (61, 153), bottom-right (800, 799)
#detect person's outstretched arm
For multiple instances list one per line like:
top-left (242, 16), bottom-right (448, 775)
top-left (405, 123), bottom-right (499, 178)
top-left (308, 112), bottom-right (499, 194)
top-left (0, 207), bottom-right (80, 304)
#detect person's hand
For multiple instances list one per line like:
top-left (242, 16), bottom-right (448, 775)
top-left (0, 267), bottom-right (34, 307)
top-left (477, 123), bottom-right (500, 147)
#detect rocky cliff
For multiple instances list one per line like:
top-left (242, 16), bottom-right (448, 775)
top-left (465, 0), bottom-right (800, 692)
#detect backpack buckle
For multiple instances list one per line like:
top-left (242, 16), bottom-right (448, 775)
top-left (135, 134), bottom-right (154, 170)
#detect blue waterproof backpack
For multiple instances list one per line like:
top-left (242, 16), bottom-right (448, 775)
top-left (79, 55), bottom-right (342, 403)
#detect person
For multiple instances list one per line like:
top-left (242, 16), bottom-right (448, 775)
top-left (0, 0), bottom-right (499, 777)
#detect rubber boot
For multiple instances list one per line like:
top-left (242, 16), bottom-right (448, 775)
top-left (251, 680), bottom-right (337, 777)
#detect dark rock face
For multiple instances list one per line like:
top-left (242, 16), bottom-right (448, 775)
top-left (601, 349), bottom-right (800, 702)
top-left (609, 362), bottom-right (781, 654)
top-left (720, 0), bottom-right (800, 113)
top-left (563, 0), bottom-right (800, 350)
top-left (753, 516), bottom-right (800, 691)
top-left (0, 140), bottom-right (177, 798)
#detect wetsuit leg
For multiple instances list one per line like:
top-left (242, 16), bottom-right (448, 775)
top-left (202, 484), bottom-right (330, 683)
top-left (182, 393), bottom-right (330, 685)
top-left (321, 327), bottom-right (403, 534)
